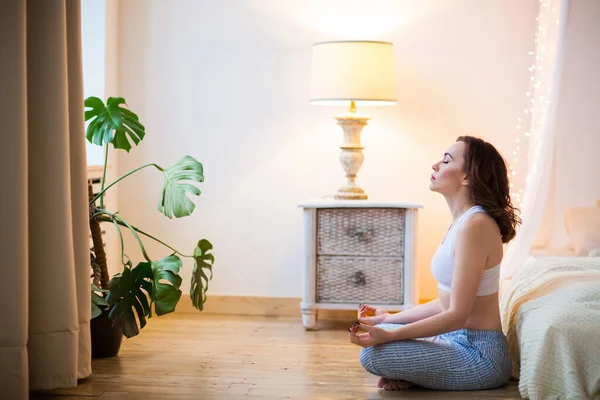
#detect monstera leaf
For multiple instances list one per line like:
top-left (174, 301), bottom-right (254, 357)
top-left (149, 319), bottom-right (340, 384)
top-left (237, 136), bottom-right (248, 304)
top-left (158, 156), bottom-right (204, 219)
top-left (84, 96), bottom-right (145, 152)
top-left (152, 255), bottom-right (183, 316)
top-left (106, 262), bottom-right (153, 338)
top-left (190, 239), bottom-right (214, 311)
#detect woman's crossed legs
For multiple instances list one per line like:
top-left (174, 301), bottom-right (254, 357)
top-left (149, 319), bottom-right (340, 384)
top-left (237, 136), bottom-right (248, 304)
top-left (359, 323), bottom-right (512, 391)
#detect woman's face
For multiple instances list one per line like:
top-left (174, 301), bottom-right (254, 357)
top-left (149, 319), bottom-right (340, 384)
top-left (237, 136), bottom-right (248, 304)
top-left (429, 141), bottom-right (468, 195)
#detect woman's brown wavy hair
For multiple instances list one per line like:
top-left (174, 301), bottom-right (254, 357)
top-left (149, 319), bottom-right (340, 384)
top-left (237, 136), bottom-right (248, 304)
top-left (456, 136), bottom-right (521, 243)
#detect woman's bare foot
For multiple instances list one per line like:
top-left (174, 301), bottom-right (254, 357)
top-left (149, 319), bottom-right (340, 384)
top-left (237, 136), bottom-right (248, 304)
top-left (377, 377), bottom-right (415, 391)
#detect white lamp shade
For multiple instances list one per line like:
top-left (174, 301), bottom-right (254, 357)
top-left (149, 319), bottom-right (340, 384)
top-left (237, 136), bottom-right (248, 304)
top-left (310, 41), bottom-right (396, 107)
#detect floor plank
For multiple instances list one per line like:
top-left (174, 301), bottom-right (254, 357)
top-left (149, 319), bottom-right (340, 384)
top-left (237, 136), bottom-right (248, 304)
top-left (32, 314), bottom-right (521, 399)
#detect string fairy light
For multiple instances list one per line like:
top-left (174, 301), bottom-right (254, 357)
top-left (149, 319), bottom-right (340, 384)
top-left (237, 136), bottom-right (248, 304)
top-left (509, 0), bottom-right (562, 211)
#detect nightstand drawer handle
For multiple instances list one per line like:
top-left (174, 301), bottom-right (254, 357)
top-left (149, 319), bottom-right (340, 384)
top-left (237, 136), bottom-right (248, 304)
top-left (353, 270), bottom-right (367, 286)
top-left (350, 227), bottom-right (373, 242)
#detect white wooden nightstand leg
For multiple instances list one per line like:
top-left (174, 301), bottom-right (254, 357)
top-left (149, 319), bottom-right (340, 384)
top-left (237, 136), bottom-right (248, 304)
top-left (301, 209), bottom-right (318, 330)
top-left (301, 308), bottom-right (317, 329)
top-left (403, 208), bottom-right (419, 308)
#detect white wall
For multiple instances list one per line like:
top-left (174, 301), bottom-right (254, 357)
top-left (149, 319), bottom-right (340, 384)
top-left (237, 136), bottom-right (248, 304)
top-left (114, 0), bottom-right (538, 300)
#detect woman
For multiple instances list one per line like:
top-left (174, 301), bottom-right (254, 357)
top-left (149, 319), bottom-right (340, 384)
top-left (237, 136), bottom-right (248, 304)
top-left (349, 136), bottom-right (521, 391)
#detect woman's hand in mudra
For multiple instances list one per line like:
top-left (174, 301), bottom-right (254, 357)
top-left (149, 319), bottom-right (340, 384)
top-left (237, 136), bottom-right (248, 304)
top-left (357, 304), bottom-right (388, 325)
top-left (349, 322), bottom-right (392, 348)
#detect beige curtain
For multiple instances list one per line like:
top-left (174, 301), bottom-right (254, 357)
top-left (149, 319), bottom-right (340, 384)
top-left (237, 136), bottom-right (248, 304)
top-left (0, 0), bottom-right (92, 398)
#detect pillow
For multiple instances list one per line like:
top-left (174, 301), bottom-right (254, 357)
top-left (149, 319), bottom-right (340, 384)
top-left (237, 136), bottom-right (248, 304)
top-left (564, 206), bottom-right (600, 256)
top-left (589, 248), bottom-right (600, 257)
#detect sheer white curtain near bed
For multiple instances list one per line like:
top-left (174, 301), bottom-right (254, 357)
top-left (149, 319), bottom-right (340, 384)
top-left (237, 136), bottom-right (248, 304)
top-left (500, 0), bottom-right (571, 281)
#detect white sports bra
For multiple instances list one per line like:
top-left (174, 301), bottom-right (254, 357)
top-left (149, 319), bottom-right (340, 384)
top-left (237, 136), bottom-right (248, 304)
top-left (430, 205), bottom-right (500, 296)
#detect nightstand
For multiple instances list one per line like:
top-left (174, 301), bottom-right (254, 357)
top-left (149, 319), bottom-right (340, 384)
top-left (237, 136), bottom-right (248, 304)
top-left (298, 200), bottom-right (422, 329)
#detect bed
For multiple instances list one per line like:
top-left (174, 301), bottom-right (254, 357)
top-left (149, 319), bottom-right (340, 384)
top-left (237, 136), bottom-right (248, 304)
top-left (499, 201), bottom-right (600, 399)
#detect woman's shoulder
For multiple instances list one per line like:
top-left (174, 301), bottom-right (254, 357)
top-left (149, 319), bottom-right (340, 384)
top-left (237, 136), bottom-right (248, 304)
top-left (457, 211), bottom-right (502, 243)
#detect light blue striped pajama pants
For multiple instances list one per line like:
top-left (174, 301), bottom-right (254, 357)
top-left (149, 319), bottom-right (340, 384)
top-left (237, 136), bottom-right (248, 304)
top-left (359, 323), bottom-right (512, 391)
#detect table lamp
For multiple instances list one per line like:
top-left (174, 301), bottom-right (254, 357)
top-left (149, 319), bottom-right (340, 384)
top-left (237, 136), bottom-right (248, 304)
top-left (310, 40), bottom-right (396, 200)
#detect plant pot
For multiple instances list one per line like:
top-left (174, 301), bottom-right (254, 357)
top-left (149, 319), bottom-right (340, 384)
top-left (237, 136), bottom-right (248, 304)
top-left (90, 307), bottom-right (123, 358)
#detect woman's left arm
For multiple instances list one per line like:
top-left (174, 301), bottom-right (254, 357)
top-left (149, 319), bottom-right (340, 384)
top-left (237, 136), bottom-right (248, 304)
top-left (350, 215), bottom-right (492, 347)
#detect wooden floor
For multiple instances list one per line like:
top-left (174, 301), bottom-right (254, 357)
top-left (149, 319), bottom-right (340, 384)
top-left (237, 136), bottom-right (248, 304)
top-left (32, 314), bottom-right (521, 399)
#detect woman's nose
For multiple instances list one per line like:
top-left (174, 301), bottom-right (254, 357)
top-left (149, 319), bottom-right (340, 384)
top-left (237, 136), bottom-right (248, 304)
top-left (432, 163), bottom-right (438, 171)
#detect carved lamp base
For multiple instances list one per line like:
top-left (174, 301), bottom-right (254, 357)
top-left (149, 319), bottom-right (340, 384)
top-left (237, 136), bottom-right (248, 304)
top-left (333, 113), bottom-right (370, 200)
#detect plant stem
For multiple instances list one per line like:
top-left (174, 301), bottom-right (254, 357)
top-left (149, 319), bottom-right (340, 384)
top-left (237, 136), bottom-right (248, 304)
top-left (111, 218), bottom-right (127, 267)
top-left (100, 143), bottom-right (109, 209)
top-left (90, 211), bottom-right (106, 219)
top-left (95, 212), bottom-right (192, 258)
top-left (112, 214), bottom-right (153, 263)
top-left (91, 163), bottom-right (163, 205)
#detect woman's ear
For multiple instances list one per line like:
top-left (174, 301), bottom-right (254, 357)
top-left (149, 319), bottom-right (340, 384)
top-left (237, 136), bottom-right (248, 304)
top-left (461, 175), bottom-right (469, 186)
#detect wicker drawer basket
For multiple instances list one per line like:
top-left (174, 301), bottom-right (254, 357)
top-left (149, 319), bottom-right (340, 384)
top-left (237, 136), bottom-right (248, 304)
top-left (316, 256), bottom-right (404, 304)
top-left (317, 208), bottom-right (405, 256)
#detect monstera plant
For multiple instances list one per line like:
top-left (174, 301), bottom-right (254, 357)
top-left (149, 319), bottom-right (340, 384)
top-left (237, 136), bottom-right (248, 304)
top-left (86, 96), bottom-right (214, 344)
